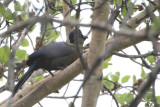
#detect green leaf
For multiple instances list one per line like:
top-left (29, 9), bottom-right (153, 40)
top-left (116, 93), bottom-right (133, 104)
top-left (32, 75), bottom-right (43, 82)
top-left (103, 57), bottom-right (112, 69)
top-left (41, 23), bottom-right (53, 38)
top-left (46, 24), bottom-right (52, 36)
top-left (133, 75), bottom-right (136, 84)
top-left (146, 92), bottom-right (153, 101)
top-left (0, 46), bottom-right (11, 64)
top-left (103, 76), bottom-right (114, 89)
top-left (103, 60), bottom-right (109, 69)
top-left (107, 56), bottom-right (112, 62)
top-left (45, 30), bottom-right (60, 45)
top-left (110, 72), bottom-right (120, 82)
top-left (29, 25), bottom-right (37, 32)
top-left (121, 1), bottom-right (134, 18)
top-left (152, 17), bottom-right (160, 32)
top-left (18, 71), bottom-right (24, 78)
top-left (115, 72), bottom-right (120, 77)
top-left (121, 75), bottom-right (130, 83)
top-left (118, 0), bottom-right (122, 4)
top-left (15, 49), bottom-right (27, 60)
top-left (22, 3), bottom-right (26, 12)
top-left (115, 93), bottom-right (125, 104)
top-left (4, 8), bottom-right (14, 20)
top-left (21, 39), bottom-right (29, 47)
top-left (157, 96), bottom-right (160, 104)
top-left (14, 1), bottom-right (21, 11)
top-left (69, 102), bottom-right (75, 107)
top-left (0, 2), bottom-right (5, 16)
top-left (0, 77), bottom-right (3, 81)
top-left (72, 0), bottom-right (77, 4)
top-left (121, 7), bottom-right (127, 18)
top-left (21, 11), bottom-right (26, 20)
top-left (141, 66), bottom-right (146, 79)
top-left (125, 93), bottom-right (133, 103)
top-left (147, 55), bottom-right (154, 64)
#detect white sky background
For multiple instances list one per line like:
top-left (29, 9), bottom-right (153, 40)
top-left (0, 0), bottom-right (160, 107)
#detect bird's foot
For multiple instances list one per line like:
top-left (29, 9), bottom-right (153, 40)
top-left (48, 70), bottom-right (54, 77)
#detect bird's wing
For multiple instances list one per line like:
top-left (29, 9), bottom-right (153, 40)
top-left (45, 42), bottom-right (73, 58)
top-left (26, 42), bottom-right (72, 66)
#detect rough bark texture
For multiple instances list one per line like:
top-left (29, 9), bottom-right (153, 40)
top-left (81, 0), bottom-right (110, 107)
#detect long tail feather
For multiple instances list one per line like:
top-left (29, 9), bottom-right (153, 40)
top-left (12, 59), bottom-right (39, 96)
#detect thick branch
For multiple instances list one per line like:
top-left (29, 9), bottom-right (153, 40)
top-left (5, 22), bottom-right (160, 107)
top-left (82, 0), bottom-right (110, 107)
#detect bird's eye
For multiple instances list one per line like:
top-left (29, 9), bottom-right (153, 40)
top-left (78, 32), bottom-right (83, 37)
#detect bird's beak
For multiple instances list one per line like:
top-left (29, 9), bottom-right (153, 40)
top-left (83, 35), bottom-right (88, 40)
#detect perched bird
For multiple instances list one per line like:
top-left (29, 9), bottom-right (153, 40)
top-left (12, 29), bottom-right (87, 96)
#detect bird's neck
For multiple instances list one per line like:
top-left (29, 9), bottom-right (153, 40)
top-left (67, 42), bottom-right (84, 48)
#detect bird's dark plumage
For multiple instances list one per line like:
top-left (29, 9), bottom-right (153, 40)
top-left (12, 29), bottom-right (87, 96)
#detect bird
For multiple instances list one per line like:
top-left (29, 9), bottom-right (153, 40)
top-left (12, 29), bottom-right (87, 96)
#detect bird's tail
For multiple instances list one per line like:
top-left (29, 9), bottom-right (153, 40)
top-left (12, 59), bottom-right (39, 96)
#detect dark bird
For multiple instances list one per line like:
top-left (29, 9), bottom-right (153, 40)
top-left (12, 29), bottom-right (87, 96)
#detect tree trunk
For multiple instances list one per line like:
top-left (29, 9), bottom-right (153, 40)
top-left (82, 0), bottom-right (110, 107)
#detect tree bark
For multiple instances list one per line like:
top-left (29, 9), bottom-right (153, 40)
top-left (81, 0), bottom-right (110, 107)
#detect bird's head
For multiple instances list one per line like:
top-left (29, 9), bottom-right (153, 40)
top-left (69, 29), bottom-right (87, 45)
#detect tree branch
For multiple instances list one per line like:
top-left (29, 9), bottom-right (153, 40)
top-left (129, 59), bottom-right (160, 107)
top-left (81, 0), bottom-right (110, 107)
top-left (1, 25), bottom-right (160, 107)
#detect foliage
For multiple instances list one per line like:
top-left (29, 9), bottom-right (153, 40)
top-left (103, 57), bottom-right (112, 69)
top-left (115, 93), bottom-right (133, 105)
top-left (147, 55), bottom-right (154, 64)
top-left (0, 46), bottom-right (11, 64)
top-left (15, 49), bottom-right (28, 60)
top-left (32, 75), bottom-right (44, 82)
top-left (121, 75), bottom-right (130, 83)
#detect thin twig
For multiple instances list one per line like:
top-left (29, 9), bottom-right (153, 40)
top-left (37, 102), bottom-right (43, 107)
top-left (63, 83), bottom-right (70, 96)
top-left (133, 45), bottom-right (151, 69)
top-left (103, 83), bottom-right (119, 107)
top-left (120, 50), bottom-right (146, 68)
top-left (129, 59), bottom-right (160, 107)
top-left (113, 51), bottom-right (159, 58)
